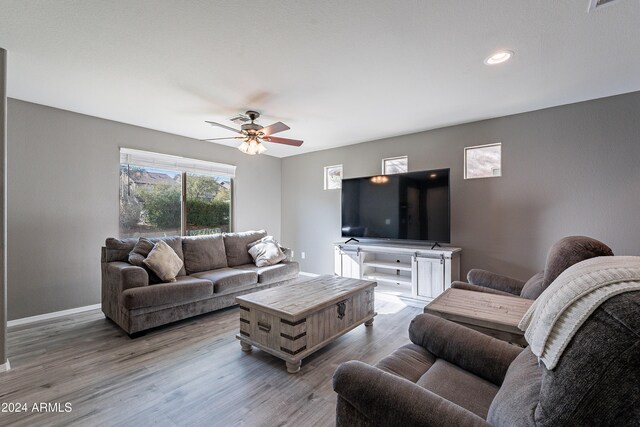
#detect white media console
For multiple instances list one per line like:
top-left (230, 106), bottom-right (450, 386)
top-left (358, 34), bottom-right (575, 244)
top-left (334, 241), bottom-right (461, 302)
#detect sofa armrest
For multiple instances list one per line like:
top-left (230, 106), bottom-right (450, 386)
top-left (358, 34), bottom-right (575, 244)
top-left (333, 360), bottom-right (490, 427)
top-left (467, 269), bottom-right (525, 295)
top-left (451, 281), bottom-right (518, 297)
top-left (105, 261), bottom-right (149, 292)
top-left (409, 314), bottom-right (523, 385)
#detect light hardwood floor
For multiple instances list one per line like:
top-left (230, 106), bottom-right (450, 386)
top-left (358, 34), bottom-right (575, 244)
top-left (2, 293), bottom-right (420, 426)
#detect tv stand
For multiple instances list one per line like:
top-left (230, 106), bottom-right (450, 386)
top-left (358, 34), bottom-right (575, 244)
top-left (334, 241), bottom-right (461, 303)
top-left (430, 242), bottom-right (441, 250)
top-left (344, 237), bottom-right (360, 244)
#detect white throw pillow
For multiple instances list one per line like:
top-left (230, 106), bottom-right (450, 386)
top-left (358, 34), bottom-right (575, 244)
top-left (143, 240), bottom-right (184, 282)
top-left (248, 236), bottom-right (286, 267)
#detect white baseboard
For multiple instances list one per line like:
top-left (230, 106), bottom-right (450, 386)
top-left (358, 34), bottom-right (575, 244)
top-left (299, 271), bottom-right (320, 278)
top-left (0, 359), bottom-right (10, 373)
top-left (7, 304), bottom-right (101, 328)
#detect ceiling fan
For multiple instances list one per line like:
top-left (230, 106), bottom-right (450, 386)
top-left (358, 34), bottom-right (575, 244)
top-left (203, 111), bottom-right (303, 155)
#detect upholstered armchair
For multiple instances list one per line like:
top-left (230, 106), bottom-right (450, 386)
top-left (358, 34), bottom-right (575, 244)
top-left (451, 236), bottom-right (613, 299)
top-left (333, 291), bottom-right (640, 426)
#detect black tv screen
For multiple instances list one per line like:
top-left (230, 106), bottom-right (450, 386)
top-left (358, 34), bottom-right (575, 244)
top-left (341, 169), bottom-right (450, 243)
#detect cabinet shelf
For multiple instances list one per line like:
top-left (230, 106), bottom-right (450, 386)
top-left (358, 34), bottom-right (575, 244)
top-left (335, 242), bottom-right (461, 302)
top-left (363, 273), bottom-right (412, 285)
top-left (363, 260), bottom-right (412, 272)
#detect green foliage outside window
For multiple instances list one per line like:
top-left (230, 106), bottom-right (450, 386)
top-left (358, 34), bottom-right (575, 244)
top-left (139, 184), bottom-right (181, 229)
top-left (119, 165), bottom-right (231, 237)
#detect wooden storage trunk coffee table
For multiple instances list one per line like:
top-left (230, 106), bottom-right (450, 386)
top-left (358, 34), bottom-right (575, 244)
top-left (424, 288), bottom-right (533, 346)
top-left (236, 275), bottom-right (376, 373)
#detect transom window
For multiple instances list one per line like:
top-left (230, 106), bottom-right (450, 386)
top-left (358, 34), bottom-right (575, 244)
top-left (119, 148), bottom-right (235, 238)
top-left (324, 165), bottom-right (343, 190)
top-left (464, 143), bottom-right (502, 179)
top-left (382, 156), bottom-right (408, 174)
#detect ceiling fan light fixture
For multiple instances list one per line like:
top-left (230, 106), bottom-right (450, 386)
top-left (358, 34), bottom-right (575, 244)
top-left (237, 139), bottom-right (251, 154)
top-left (206, 110), bottom-right (303, 153)
top-left (256, 141), bottom-right (267, 154)
top-left (237, 138), bottom-right (266, 155)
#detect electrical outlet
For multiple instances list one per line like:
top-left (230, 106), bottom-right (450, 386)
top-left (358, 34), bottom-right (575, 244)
top-left (290, 250), bottom-right (295, 258)
top-left (301, 252), bottom-right (306, 259)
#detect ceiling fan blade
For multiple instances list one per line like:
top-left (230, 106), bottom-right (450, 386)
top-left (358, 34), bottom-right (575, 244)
top-left (205, 120), bottom-right (243, 134)
top-left (264, 136), bottom-right (304, 147)
top-left (201, 137), bottom-right (244, 141)
top-left (261, 121), bottom-right (290, 136)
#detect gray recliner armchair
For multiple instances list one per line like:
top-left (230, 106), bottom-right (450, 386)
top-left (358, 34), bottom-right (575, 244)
top-left (452, 236), bottom-right (613, 299)
top-left (333, 291), bottom-right (640, 426)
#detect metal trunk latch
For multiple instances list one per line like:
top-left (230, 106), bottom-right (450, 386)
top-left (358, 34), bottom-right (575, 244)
top-left (336, 300), bottom-right (347, 319)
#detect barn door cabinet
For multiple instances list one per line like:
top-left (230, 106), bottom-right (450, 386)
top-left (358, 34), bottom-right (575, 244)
top-left (334, 242), bottom-right (461, 302)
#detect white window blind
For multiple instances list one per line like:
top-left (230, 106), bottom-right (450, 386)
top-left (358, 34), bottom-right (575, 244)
top-left (120, 148), bottom-right (236, 178)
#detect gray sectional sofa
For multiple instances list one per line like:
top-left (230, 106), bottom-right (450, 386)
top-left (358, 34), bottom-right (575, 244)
top-left (333, 291), bottom-right (640, 426)
top-left (101, 230), bottom-right (299, 335)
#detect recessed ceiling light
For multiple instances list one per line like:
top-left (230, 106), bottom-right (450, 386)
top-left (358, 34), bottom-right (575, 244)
top-left (484, 50), bottom-right (514, 65)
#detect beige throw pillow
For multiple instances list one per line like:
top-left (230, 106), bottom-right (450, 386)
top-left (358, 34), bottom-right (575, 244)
top-left (143, 240), bottom-right (184, 283)
top-left (248, 236), bottom-right (287, 267)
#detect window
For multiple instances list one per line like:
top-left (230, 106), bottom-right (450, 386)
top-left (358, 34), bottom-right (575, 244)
top-left (382, 156), bottom-right (408, 174)
top-left (324, 165), bottom-right (343, 190)
top-left (119, 148), bottom-right (235, 238)
top-left (464, 143), bottom-right (501, 179)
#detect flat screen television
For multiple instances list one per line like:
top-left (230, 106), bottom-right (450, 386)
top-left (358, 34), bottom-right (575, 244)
top-left (341, 169), bottom-right (450, 243)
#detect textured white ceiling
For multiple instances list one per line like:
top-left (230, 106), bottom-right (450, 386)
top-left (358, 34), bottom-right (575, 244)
top-left (1, 0), bottom-right (639, 157)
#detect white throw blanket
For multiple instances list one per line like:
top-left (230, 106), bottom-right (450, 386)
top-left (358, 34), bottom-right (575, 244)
top-left (518, 256), bottom-right (640, 370)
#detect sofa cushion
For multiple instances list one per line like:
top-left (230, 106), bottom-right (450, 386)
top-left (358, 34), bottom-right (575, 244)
top-left (487, 348), bottom-right (541, 427)
top-left (232, 261), bottom-right (299, 285)
top-left (191, 268), bottom-right (258, 294)
top-left (375, 343), bottom-right (436, 383)
top-left (104, 237), bottom-right (138, 262)
top-left (418, 359), bottom-right (499, 419)
top-left (520, 271), bottom-right (545, 299)
top-left (248, 236), bottom-right (286, 267)
top-left (121, 276), bottom-right (213, 309)
top-left (143, 240), bottom-right (184, 282)
top-left (223, 230), bottom-right (267, 267)
top-left (182, 234), bottom-right (228, 274)
top-left (106, 237), bottom-right (137, 251)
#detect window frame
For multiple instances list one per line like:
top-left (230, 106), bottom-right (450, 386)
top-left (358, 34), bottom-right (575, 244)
top-left (382, 155), bottom-right (408, 175)
top-left (464, 142), bottom-right (502, 180)
top-left (324, 164), bottom-right (343, 190)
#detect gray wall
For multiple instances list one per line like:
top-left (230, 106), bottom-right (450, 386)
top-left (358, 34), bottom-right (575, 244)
top-left (282, 91), bottom-right (640, 279)
top-left (7, 99), bottom-right (282, 320)
top-left (8, 91), bottom-right (640, 320)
